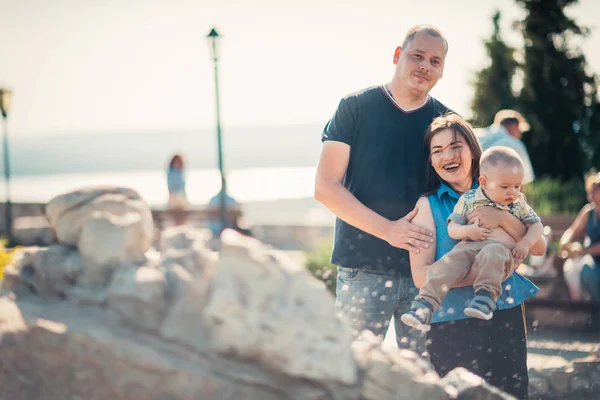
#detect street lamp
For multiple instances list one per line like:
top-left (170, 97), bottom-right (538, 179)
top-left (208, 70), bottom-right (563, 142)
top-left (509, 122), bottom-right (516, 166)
top-left (206, 27), bottom-right (228, 236)
top-left (0, 88), bottom-right (13, 244)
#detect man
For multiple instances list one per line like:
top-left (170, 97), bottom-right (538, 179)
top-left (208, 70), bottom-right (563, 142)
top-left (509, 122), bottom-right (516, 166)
top-left (314, 25), bottom-right (450, 352)
top-left (477, 109), bottom-right (535, 184)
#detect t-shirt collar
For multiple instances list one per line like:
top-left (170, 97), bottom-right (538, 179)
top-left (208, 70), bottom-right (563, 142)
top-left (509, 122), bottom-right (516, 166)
top-left (436, 181), bottom-right (478, 201)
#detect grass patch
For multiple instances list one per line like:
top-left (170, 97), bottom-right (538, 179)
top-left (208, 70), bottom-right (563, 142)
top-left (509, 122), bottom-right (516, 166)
top-left (305, 237), bottom-right (337, 293)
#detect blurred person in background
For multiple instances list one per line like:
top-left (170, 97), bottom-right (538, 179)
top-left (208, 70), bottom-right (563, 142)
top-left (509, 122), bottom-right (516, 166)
top-left (560, 170), bottom-right (600, 304)
top-left (477, 109), bottom-right (535, 185)
top-left (207, 179), bottom-right (251, 238)
top-left (167, 153), bottom-right (189, 211)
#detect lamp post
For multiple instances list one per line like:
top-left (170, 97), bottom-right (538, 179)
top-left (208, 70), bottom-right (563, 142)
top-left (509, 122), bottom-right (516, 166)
top-left (0, 88), bottom-right (13, 244)
top-left (206, 27), bottom-right (228, 236)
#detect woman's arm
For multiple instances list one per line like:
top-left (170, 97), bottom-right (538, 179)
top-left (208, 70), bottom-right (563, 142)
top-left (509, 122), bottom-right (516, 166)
top-left (409, 197), bottom-right (478, 289)
top-left (560, 204), bottom-right (592, 251)
top-left (468, 207), bottom-right (547, 256)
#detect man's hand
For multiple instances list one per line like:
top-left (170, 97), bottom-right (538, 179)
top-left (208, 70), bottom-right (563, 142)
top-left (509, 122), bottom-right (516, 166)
top-left (384, 208), bottom-right (434, 253)
top-left (468, 206), bottom-right (504, 230)
top-left (466, 217), bottom-right (492, 241)
top-left (512, 240), bottom-right (530, 265)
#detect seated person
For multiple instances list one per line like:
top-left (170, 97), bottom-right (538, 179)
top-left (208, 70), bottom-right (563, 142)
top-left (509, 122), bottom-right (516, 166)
top-left (401, 146), bottom-right (544, 331)
top-left (559, 170), bottom-right (600, 304)
top-left (207, 182), bottom-right (251, 238)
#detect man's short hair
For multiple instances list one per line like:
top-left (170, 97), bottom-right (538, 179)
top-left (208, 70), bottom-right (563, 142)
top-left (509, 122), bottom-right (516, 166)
top-left (480, 146), bottom-right (524, 176)
top-left (494, 109), bottom-right (530, 132)
top-left (401, 25), bottom-right (448, 53)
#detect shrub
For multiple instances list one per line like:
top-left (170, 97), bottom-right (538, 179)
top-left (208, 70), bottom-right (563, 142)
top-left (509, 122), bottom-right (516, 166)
top-left (305, 237), bottom-right (337, 293)
top-left (523, 177), bottom-right (586, 216)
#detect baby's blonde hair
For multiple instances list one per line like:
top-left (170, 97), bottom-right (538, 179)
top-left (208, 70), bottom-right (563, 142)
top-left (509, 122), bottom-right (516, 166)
top-left (480, 146), bottom-right (524, 177)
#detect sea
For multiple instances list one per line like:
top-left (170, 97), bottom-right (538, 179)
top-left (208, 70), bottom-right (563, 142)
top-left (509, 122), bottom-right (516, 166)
top-left (1, 124), bottom-right (336, 226)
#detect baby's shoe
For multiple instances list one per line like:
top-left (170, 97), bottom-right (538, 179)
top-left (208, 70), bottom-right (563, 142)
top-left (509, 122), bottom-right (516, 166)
top-left (400, 299), bottom-right (433, 332)
top-left (464, 290), bottom-right (497, 320)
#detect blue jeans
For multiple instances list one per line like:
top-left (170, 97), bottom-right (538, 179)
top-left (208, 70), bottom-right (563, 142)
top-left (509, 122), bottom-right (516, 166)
top-left (335, 267), bottom-right (426, 354)
top-left (581, 262), bottom-right (600, 304)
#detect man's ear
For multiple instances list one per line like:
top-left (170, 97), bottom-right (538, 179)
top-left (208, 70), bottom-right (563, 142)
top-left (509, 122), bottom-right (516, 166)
top-left (393, 46), bottom-right (402, 65)
top-left (479, 175), bottom-right (487, 189)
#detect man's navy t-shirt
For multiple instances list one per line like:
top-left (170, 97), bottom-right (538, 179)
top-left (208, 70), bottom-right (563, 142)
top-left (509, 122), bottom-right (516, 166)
top-left (322, 85), bottom-right (449, 276)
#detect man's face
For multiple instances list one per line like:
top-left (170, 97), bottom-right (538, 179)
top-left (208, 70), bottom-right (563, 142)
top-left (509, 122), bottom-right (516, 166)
top-left (393, 32), bottom-right (446, 95)
top-left (505, 123), bottom-right (522, 140)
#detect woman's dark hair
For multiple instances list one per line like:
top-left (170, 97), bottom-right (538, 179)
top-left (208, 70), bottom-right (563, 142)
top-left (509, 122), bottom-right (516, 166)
top-left (422, 113), bottom-right (482, 195)
top-left (169, 153), bottom-right (185, 169)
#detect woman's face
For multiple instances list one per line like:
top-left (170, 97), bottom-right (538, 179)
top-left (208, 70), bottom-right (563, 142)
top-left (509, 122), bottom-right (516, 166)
top-left (172, 157), bottom-right (183, 169)
top-left (429, 128), bottom-right (474, 192)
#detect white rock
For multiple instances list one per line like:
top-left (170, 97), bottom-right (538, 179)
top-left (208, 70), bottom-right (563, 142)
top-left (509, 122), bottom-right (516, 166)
top-left (54, 193), bottom-right (153, 246)
top-left (353, 331), bottom-right (446, 400)
top-left (78, 209), bottom-right (153, 285)
top-left (46, 186), bottom-right (140, 229)
top-left (160, 225), bottom-right (206, 251)
top-left (106, 266), bottom-right (168, 331)
top-left (160, 265), bottom-right (212, 349)
top-left (202, 230), bottom-right (358, 385)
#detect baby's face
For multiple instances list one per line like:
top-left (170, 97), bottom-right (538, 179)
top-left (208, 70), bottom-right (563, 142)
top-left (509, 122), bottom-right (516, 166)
top-left (481, 166), bottom-right (524, 206)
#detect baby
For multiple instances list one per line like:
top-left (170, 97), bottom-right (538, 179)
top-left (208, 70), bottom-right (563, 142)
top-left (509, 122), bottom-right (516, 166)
top-left (401, 146), bottom-right (544, 331)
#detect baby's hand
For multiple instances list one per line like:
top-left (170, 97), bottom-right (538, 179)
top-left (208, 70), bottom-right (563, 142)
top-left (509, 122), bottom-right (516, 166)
top-left (467, 218), bottom-right (492, 241)
top-left (512, 241), bottom-right (530, 264)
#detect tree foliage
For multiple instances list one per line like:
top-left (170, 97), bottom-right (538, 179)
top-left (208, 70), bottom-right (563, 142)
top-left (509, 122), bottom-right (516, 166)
top-left (516, 0), bottom-right (599, 181)
top-left (472, 1), bottom-right (600, 180)
top-left (471, 11), bottom-right (519, 128)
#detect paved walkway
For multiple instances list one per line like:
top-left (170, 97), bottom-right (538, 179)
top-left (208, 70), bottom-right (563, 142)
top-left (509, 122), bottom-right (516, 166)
top-left (383, 316), bottom-right (599, 370)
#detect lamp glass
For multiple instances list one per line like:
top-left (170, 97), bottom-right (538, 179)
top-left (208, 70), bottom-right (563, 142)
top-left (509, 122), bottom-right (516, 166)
top-left (206, 28), bottom-right (220, 60)
top-left (0, 89), bottom-right (12, 117)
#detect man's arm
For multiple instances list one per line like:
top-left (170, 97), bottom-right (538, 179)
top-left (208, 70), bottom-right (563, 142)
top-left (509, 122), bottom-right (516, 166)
top-left (314, 141), bottom-right (433, 252)
top-left (409, 198), bottom-right (478, 288)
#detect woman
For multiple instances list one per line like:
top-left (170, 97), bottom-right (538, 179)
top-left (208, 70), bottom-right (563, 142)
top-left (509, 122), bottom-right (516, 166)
top-left (560, 171), bottom-right (600, 303)
top-left (167, 153), bottom-right (188, 210)
top-left (409, 113), bottom-right (546, 399)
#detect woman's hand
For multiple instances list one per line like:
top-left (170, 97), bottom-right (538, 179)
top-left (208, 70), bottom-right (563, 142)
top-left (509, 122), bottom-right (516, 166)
top-left (512, 240), bottom-right (530, 265)
top-left (467, 206), bottom-right (504, 230)
top-left (465, 218), bottom-right (492, 241)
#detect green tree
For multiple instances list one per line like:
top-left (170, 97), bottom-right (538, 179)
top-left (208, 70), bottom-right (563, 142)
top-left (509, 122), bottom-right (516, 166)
top-left (516, 0), bottom-right (600, 180)
top-left (471, 11), bottom-right (519, 128)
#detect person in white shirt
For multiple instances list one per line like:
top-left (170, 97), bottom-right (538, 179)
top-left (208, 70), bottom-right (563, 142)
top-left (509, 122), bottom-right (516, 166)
top-left (477, 109), bottom-right (535, 185)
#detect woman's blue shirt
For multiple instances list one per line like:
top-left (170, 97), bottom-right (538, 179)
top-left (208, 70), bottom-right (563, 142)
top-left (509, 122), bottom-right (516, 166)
top-left (427, 183), bottom-right (539, 323)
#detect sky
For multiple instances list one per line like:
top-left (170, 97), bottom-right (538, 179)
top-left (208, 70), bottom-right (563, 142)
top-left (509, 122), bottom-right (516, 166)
top-left (1, 0), bottom-right (599, 138)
